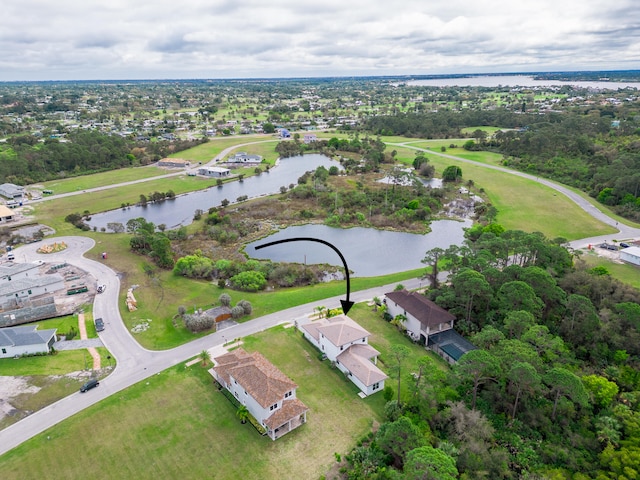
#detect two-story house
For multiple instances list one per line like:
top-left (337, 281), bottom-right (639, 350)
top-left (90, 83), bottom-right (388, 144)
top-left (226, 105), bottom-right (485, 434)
top-left (385, 289), bottom-right (476, 364)
top-left (385, 289), bottom-right (455, 343)
top-left (210, 348), bottom-right (308, 440)
top-left (300, 314), bottom-right (387, 396)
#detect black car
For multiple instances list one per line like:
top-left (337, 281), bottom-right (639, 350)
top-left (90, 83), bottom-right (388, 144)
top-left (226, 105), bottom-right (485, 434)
top-left (598, 243), bottom-right (618, 251)
top-left (95, 317), bottom-right (105, 332)
top-left (80, 379), bottom-right (99, 392)
top-left (620, 242), bottom-right (631, 248)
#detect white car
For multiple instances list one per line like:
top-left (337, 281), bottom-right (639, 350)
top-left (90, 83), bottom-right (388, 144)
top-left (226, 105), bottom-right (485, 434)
top-left (97, 284), bottom-right (106, 293)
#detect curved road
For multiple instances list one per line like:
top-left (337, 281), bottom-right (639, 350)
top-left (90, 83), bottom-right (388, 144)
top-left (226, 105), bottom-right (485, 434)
top-left (0, 236), bottom-right (421, 456)
top-left (2, 141), bottom-right (639, 456)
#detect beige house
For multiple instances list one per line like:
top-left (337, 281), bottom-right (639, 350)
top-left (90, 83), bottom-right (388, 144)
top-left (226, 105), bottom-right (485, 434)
top-left (300, 314), bottom-right (387, 396)
top-left (210, 348), bottom-right (308, 440)
top-left (0, 205), bottom-right (14, 223)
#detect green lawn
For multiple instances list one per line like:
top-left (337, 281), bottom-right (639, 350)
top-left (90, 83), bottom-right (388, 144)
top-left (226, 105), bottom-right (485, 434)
top-left (0, 322), bottom-right (396, 480)
top-left (580, 252), bottom-right (640, 289)
top-left (40, 166), bottom-right (168, 195)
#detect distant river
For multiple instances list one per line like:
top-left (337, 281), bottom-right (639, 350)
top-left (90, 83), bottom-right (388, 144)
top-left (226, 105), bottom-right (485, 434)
top-left (406, 75), bottom-right (640, 90)
top-left (246, 221), bottom-right (471, 277)
top-left (87, 154), bottom-right (338, 230)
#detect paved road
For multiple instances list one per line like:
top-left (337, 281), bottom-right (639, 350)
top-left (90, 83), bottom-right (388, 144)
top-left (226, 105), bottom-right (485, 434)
top-left (0, 236), bottom-right (419, 456)
top-left (391, 142), bottom-right (640, 248)
top-left (2, 142), bottom-right (639, 456)
top-left (27, 137), bottom-right (278, 204)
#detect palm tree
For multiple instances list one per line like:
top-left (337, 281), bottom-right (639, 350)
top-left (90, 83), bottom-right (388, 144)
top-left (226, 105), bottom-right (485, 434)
top-left (236, 405), bottom-right (249, 424)
top-left (199, 349), bottom-right (211, 366)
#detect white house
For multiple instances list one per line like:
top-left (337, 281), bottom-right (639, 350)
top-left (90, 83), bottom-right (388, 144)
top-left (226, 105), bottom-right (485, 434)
top-left (385, 290), bottom-right (455, 344)
top-left (0, 325), bottom-right (57, 358)
top-left (620, 246), bottom-right (640, 266)
top-left (300, 315), bottom-right (387, 396)
top-left (0, 183), bottom-right (25, 200)
top-left (210, 348), bottom-right (309, 441)
top-left (227, 152), bottom-right (262, 163)
top-left (198, 167), bottom-right (230, 177)
top-left (0, 273), bottom-right (65, 308)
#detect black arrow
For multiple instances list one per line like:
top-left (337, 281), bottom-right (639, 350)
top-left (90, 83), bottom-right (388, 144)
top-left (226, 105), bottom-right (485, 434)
top-left (254, 237), bottom-right (354, 315)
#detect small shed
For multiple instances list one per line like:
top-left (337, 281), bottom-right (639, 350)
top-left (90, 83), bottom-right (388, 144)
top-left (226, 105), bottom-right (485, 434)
top-left (620, 246), bottom-right (640, 266)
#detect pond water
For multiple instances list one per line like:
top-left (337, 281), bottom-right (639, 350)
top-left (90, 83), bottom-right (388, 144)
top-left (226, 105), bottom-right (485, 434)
top-left (87, 154), bottom-right (339, 230)
top-left (406, 75), bottom-right (640, 90)
top-left (246, 221), bottom-right (471, 277)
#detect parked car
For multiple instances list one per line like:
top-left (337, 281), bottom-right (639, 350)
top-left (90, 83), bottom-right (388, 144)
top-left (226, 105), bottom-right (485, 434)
top-left (95, 317), bottom-right (105, 332)
top-left (97, 284), bottom-right (106, 293)
top-left (598, 243), bottom-right (618, 251)
top-left (620, 242), bottom-right (631, 248)
top-left (80, 379), bottom-right (99, 392)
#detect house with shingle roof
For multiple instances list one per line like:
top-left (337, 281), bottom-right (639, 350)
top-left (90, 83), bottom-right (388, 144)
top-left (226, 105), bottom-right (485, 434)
top-left (300, 314), bottom-right (387, 396)
top-left (0, 325), bottom-right (57, 358)
top-left (210, 348), bottom-right (308, 440)
top-left (384, 289), bottom-right (455, 344)
top-left (385, 289), bottom-right (476, 364)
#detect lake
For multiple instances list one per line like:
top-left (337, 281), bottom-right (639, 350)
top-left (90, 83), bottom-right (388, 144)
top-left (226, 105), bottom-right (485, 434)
top-left (246, 221), bottom-right (471, 277)
top-left (406, 75), bottom-right (640, 90)
top-left (87, 154), bottom-right (339, 230)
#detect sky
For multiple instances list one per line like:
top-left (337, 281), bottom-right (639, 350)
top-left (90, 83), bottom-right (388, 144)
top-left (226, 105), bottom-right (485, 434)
top-left (1, 0), bottom-right (638, 81)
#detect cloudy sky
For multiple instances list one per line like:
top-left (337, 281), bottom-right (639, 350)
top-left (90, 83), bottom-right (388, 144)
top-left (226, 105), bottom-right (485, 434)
top-left (1, 0), bottom-right (638, 81)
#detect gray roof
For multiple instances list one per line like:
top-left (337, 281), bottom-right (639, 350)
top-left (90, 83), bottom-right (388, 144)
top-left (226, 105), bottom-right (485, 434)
top-left (0, 262), bottom-right (41, 278)
top-left (0, 273), bottom-right (64, 297)
top-left (621, 246), bottom-right (640, 258)
top-left (0, 325), bottom-right (57, 347)
top-left (0, 183), bottom-right (25, 197)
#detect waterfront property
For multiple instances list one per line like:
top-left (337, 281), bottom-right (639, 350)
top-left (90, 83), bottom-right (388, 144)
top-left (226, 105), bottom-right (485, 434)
top-left (197, 166), bottom-right (231, 177)
top-left (210, 348), bottom-right (309, 440)
top-left (299, 314), bottom-right (387, 396)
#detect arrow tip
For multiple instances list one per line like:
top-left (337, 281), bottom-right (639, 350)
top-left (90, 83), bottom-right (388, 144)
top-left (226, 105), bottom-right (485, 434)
top-left (340, 300), bottom-right (355, 315)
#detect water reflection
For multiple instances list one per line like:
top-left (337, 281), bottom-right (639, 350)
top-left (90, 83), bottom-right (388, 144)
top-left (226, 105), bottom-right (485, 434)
top-left (246, 221), bottom-right (471, 277)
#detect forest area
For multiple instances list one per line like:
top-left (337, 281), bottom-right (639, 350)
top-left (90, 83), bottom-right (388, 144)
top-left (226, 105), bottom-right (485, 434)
top-left (341, 227), bottom-right (640, 479)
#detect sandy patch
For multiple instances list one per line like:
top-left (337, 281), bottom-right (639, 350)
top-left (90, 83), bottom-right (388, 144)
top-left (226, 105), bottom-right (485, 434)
top-left (0, 376), bottom-right (41, 421)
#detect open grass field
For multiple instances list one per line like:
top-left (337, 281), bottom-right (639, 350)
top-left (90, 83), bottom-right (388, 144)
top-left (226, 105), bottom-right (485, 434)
top-left (40, 166), bottom-right (169, 195)
top-left (0, 321), bottom-right (399, 480)
top-left (580, 252), bottom-right (640, 290)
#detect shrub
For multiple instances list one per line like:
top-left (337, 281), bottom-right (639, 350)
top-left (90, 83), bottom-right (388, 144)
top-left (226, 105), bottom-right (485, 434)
top-left (231, 306), bottom-right (244, 319)
top-left (230, 270), bottom-right (267, 292)
top-left (237, 299), bottom-right (253, 315)
top-left (184, 313), bottom-right (215, 333)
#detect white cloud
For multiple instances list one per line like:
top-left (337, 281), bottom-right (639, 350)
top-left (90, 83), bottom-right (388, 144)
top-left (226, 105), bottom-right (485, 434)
top-left (0, 0), bottom-right (637, 80)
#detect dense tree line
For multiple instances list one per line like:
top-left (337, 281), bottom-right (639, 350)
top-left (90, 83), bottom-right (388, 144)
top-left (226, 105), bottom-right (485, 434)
top-left (0, 131), bottom-right (204, 185)
top-left (341, 227), bottom-right (640, 479)
top-left (364, 106), bottom-right (640, 221)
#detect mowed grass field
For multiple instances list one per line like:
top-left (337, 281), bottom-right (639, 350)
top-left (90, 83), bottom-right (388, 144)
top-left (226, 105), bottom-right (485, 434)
top-left (0, 323), bottom-right (390, 480)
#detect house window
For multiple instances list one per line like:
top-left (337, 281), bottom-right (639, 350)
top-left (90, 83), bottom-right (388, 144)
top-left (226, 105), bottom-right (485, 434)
top-left (372, 382), bottom-right (380, 390)
top-left (234, 379), bottom-right (237, 384)
top-left (28, 290), bottom-right (32, 295)
top-left (285, 391), bottom-right (292, 398)
top-left (340, 346), bottom-right (343, 351)
top-left (1, 348), bottom-right (5, 354)
top-left (270, 403), bottom-right (278, 411)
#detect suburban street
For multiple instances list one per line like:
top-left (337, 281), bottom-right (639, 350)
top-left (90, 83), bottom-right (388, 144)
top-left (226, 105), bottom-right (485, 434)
top-left (1, 144), bottom-right (639, 457)
top-left (0, 236), bottom-right (421, 456)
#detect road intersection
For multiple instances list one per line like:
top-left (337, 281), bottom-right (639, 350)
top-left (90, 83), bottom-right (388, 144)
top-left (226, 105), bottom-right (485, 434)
top-left (1, 144), bottom-right (639, 456)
